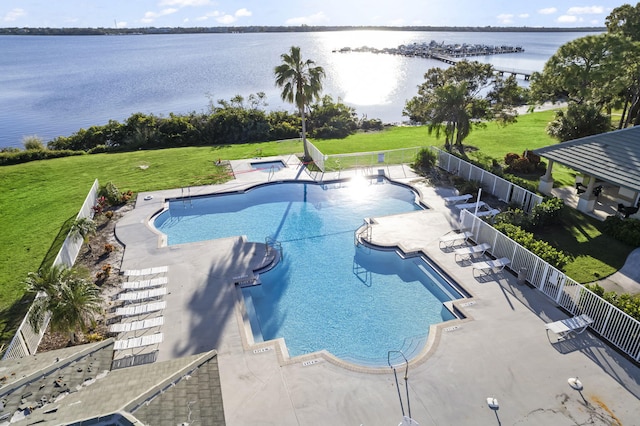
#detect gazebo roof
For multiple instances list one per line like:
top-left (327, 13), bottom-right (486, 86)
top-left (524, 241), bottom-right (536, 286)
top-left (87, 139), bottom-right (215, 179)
top-left (533, 126), bottom-right (640, 192)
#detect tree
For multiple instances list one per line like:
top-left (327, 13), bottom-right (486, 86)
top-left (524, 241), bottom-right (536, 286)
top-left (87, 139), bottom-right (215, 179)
top-left (403, 60), bottom-right (520, 155)
top-left (274, 46), bottom-right (326, 161)
top-left (25, 264), bottom-right (102, 344)
top-left (530, 34), bottom-right (637, 111)
top-left (70, 217), bottom-right (96, 244)
top-left (546, 102), bottom-right (612, 142)
top-left (606, 3), bottom-right (640, 127)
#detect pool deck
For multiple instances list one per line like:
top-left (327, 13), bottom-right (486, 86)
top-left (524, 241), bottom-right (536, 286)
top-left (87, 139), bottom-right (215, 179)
top-left (115, 156), bottom-right (640, 425)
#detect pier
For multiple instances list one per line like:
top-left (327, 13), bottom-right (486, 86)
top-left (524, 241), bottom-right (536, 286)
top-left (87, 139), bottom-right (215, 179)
top-left (334, 40), bottom-right (533, 80)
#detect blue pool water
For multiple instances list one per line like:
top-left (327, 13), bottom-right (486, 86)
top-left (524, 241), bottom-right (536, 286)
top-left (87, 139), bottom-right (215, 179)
top-left (154, 179), bottom-right (463, 365)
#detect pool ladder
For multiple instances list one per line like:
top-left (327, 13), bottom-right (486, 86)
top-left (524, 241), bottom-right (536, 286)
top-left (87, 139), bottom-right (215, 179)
top-left (181, 187), bottom-right (192, 208)
top-left (265, 236), bottom-right (282, 259)
top-left (354, 218), bottom-right (372, 247)
top-left (388, 351), bottom-right (418, 425)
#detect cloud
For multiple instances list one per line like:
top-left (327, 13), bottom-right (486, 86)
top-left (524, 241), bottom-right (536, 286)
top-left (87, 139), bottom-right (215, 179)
top-left (557, 15), bottom-right (580, 23)
top-left (567, 6), bottom-right (604, 15)
top-left (518, 13), bottom-right (530, 19)
top-left (116, 21), bottom-right (128, 28)
top-left (196, 8), bottom-right (251, 23)
top-left (538, 7), bottom-right (557, 15)
top-left (3, 8), bottom-right (26, 22)
top-left (497, 13), bottom-right (514, 24)
top-left (285, 12), bottom-right (329, 25)
top-left (141, 8), bottom-right (179, 24)
top-left (389, 18), bottom-right (405, 26)
top-left (235, 8), bottom-right (252, 18)
top-left (159, 0), bottom-right (211, 6)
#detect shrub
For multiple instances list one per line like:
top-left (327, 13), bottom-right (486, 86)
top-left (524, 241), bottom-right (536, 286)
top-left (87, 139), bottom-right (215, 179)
top-left (0, 149), bottom-right (85, 166)
top-left (504, 152), bottom-right (520, 165)
top-left (23, 135), bottom-right (46, 151)
top-left (104, 243), bottom-right (115, 254)
top-left (101, 182), bottom-right (122, 205)
top-left (413, 148), bottom-right (437, 172)
top-left (494, 222), bottom-right (570, 269)
top-left (529, 197), bottom-right (565, 228)
top-left (602, 216), bottom-right (640, 247)
top-left (584, 283), bottom-right (640, 321)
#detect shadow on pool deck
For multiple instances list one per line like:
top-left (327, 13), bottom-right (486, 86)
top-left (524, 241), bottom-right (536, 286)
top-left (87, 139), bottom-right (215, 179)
top-left (114, 157), bottom-right (640, 426)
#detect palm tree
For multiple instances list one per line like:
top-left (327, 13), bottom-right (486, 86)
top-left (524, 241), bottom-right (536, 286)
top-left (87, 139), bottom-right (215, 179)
top-left (274, 46), bottom-right (325, 161)
top-left (70, 216), bottom-right (97, 254)
top-left (26, 264), bottom-right (102, 344)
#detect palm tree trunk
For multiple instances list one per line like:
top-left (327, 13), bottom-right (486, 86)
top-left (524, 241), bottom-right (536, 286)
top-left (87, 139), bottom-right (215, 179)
top-left (300, 106), bottom-right (311, 161)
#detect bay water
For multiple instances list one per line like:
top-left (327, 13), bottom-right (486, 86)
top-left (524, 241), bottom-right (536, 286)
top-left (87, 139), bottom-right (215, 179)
top-left (0, 30), bottom-right (596, 148)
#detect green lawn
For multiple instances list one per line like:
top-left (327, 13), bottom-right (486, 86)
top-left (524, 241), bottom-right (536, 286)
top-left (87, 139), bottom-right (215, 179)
top-left (0, 109), bottom-right (632, 346)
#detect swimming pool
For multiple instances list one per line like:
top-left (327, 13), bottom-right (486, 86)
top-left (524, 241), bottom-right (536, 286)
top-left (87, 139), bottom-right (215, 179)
top-left (154, 179), bottom-right (464, 366)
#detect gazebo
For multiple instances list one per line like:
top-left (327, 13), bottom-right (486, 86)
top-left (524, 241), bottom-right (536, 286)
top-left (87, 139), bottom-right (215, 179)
top-left (533, 126), bottom-right (640, 219)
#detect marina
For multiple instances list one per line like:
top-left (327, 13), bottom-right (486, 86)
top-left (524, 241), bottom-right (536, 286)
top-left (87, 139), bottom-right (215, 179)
top-left (334, 40), bottom-right (532, 79)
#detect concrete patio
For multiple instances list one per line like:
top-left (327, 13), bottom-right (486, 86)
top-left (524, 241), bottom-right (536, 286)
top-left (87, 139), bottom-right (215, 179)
top-left (114, 156), bottom-right (640, 425)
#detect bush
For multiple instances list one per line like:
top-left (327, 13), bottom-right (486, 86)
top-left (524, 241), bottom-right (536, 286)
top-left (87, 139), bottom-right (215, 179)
top-left (23, 135), bottom-right (46, 151)
top-left (584, 283), bottom-right (640, 321)
top-left (413, 148), bottom-right (437, 172)
top-left (494, 222), bottom-right (570, 269)
top-left (101, 182), bottom-right (122, 205)
top-left (529, 197), bottom-right (565, 228)
top-left (602, 216), bottom-right (640, 247)
top-left (0, 149), bottom-right (85, 165)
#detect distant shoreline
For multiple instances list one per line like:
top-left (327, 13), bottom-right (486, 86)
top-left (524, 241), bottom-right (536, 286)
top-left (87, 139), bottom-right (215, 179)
top-left (0, 26), bottom-right (606, 36)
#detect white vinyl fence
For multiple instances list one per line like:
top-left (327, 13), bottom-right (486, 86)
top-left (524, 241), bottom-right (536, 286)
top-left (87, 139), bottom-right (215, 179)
top-left (2, 179), bottom-right (100, 360)
top-left (306, 140), bottom-right (325, 172)
top-left (460, 209), bottom-right (640, 362)
top-left (433, 147), bottom-right (543, 213)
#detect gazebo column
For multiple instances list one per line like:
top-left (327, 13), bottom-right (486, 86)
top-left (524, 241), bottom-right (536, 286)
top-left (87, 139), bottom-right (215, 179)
top-left (577, 175), bottom-right (597, 213)
top-left (538, 159), bottom-right (554, 195)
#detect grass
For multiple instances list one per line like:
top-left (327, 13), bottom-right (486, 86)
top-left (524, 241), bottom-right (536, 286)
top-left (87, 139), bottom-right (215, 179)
top-left (0, 109), bottom-right (632, 346)
top-left (535, 208), bottom-right (632, 283)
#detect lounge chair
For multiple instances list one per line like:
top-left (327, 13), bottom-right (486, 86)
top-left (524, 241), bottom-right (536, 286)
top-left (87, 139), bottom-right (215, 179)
top-left (118, 288), bottom-right (167, 302)
top-left (122, 266), bottom-right (168, 276)
top-left (115, 301), bottom-right (166, 317)
top-left (443, 194), bottom-right (472, 205)
top-left (471, 257), bottom-right (510, 276)
top-left (455, 201), bottom-right (487, 211)
top-left (545, 314), bottom-right (593, 341)
top-left (122, 276), bottom-right (168, 290)
top-left (454, 242), bottom-right (491, 261)
top-left (439, 231), bottom-right (473, 248)
top-left (475, 208), bottom-right (500, 217)
top-left (114, 332), bottom-right (164, 350)
top-left (109, 316), bottom-right (164, 333)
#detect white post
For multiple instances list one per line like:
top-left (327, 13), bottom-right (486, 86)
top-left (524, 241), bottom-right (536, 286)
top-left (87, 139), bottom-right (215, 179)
top-left (474, 188), bottom-right (483, 215)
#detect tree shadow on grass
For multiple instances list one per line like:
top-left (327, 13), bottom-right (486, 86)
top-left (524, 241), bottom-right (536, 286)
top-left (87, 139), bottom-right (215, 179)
top-left (38, 214), bottom-right (76, 271)
top-left (0, 293), bottom-right (36, 352)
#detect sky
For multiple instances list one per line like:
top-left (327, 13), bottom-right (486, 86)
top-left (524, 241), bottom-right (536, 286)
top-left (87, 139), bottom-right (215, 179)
top-left (0, 1), bottom-right (626, 28)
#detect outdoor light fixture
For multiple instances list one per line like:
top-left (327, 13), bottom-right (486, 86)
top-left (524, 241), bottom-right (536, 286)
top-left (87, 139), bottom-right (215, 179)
top-left (568, 377), bottom-right (583, 391)
top-left (486, 397), bottom-right (499, 410)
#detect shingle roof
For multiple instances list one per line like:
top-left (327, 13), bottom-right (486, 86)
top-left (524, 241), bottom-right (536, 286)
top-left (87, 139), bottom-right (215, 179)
top-left (533, 126), bottom-right (640, 192)
top-left (0, 340), bottom-right (224, 425)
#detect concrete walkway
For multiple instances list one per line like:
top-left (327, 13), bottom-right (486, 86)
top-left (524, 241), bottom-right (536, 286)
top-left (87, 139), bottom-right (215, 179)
top-left (115, 157), bottom-right (640, 425)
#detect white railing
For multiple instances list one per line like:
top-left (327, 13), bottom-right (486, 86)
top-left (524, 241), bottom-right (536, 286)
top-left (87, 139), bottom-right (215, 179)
top-left (433, 147), bottom-right (543, 213)
top-left (460, 209), bottom-right (640, 362)
top-left (324, 147), bottom-right (422, 172)
top-left (2, 179), bottom-right (100, 360)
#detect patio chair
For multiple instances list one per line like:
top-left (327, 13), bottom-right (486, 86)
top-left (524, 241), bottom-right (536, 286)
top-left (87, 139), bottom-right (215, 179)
top-left (443, 194), bottom-right (472, 205)
top-left (455, 201), bottom-right (487, 211)
top-left (454, 242), bottom-right (491, 261)
top-left (475, 208), bottom-right (500, 217)
top-left (545, 314), bottom-right (593, 341)
top-left (575, 182), bottom-right (586, 194)
top-left (439, 231), bottom-right (473, 248)
top-left (471, 257), bottom-right (510, 276)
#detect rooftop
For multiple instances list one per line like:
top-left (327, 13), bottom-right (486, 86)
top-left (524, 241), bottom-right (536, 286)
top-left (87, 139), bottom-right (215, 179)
top-left (533, 125), bottom-right (640, 192)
